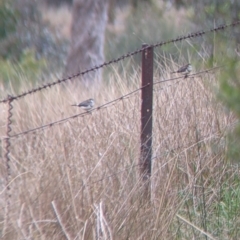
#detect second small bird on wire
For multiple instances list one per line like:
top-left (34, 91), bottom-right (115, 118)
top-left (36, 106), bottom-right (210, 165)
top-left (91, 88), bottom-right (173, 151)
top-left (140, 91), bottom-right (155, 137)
top-left (72, 98), bottom-right (95, 111)
top-left (172, 63), bottom-right (192, 74)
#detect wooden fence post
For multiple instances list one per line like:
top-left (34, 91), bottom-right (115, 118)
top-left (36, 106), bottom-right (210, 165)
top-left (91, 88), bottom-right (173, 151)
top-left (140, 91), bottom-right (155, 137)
top-left (140, 44), bottom-right (153, 189)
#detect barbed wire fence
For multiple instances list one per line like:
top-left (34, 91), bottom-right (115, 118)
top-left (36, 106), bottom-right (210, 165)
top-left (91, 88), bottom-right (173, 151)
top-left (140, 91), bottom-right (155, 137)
top-left (1, 20), bottom-right (240, 236)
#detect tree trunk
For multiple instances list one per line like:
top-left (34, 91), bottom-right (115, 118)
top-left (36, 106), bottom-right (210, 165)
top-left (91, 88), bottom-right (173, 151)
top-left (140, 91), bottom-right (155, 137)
top-left (64, 0), bottom-right (109, 87)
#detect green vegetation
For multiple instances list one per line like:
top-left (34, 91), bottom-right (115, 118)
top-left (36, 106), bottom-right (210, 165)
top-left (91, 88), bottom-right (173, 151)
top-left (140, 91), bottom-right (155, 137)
top-left (0, 0), bottom-right (17, 45)
top-left (0, 0), bottom-right (67, 97)
top-left (0, 0), bottom-right (43, 94)
top-left (0, 49), bottom-right (46, 92)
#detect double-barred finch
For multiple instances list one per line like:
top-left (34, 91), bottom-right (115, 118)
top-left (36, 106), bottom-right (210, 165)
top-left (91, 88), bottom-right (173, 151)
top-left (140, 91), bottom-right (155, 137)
top-left (172, 63), bottom-right (192, 74)
top-left (71, 98), bottom-right (94, 111)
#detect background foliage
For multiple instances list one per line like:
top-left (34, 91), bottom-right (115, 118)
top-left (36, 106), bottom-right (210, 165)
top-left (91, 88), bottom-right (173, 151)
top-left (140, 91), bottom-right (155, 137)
top-left (0, 0), bottom-right (67, 93)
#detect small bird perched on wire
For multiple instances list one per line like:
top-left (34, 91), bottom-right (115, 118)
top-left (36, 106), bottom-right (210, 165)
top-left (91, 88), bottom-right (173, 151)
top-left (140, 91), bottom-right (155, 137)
top-left (172, 63), bottom-right (192, 74)
top-left (71, 98), bottom-right (94, 111)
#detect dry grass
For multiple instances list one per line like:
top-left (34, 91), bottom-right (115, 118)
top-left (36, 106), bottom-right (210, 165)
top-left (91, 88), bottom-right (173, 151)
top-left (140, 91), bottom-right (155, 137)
top-left (0, 59), bottom-right (239, 239)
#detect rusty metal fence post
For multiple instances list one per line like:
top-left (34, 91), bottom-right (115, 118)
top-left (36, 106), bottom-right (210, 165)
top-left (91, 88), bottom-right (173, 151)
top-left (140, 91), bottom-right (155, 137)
top-left (140, 44), bottom-right (153, 186)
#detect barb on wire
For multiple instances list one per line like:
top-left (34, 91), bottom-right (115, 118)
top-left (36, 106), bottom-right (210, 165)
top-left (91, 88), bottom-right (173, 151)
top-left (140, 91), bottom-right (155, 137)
top-left (2, 83), bottom-right (149, 140)
top-left (3, 95), bottom-right (13, 236)
top-left (0, 20), bottom-right (239, 104)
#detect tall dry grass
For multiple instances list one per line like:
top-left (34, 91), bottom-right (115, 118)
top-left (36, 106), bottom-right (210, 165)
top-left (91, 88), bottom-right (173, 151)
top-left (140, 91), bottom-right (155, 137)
top-left (0, 60), bottom-right (238, 239)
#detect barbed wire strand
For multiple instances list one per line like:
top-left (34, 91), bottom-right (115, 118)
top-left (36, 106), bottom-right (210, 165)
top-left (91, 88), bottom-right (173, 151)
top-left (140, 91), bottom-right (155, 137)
top-left (2, 96), bottom-right (13, 237)
top-left (0, 20), bottom-right (239, 104)
top-left (1, 65), bottom-right (220, 141)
